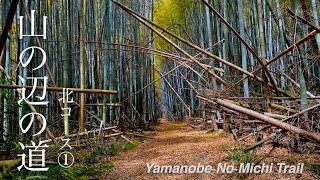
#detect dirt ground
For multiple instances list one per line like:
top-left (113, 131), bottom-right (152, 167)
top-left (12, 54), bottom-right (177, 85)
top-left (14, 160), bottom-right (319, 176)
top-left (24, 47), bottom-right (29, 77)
top-left (103, 119), bottom-right (319, 180)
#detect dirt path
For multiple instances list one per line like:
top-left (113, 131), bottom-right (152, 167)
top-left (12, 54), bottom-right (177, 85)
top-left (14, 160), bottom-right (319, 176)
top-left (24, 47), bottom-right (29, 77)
top-left (103, 120), bottom-right (319, 180)
top-left (104, 120), bottom-right (234, 179)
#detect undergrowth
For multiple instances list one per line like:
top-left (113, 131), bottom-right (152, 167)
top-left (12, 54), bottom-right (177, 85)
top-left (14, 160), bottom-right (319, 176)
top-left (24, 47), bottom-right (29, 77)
top-left (6, 140), bottom-right (137, 179)
top-left (227, 149), bottom-right (255, 165)
top-left (305, 162), bottom-right (320, 176)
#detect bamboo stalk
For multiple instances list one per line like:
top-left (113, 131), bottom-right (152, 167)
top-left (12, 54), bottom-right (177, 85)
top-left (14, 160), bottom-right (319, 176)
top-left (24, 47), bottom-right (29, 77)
top-left (264, 112), bottom-right (287, 119)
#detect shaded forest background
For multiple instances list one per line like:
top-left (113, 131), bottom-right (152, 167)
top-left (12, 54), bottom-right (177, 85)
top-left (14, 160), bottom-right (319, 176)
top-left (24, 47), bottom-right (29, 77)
top-left (0, 0), bottom-right (320, 150)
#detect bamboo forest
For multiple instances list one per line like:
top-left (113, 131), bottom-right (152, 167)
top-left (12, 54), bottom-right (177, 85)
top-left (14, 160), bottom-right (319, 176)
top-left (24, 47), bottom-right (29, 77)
top-left (0, 0), bottom-right (320, 179)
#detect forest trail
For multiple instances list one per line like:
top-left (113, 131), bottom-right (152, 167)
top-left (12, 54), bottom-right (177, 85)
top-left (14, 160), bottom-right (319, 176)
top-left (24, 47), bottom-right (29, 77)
top-left (104, 119), bottom-right (235, 179)
top-left (104, 119), bottom-right (319, 180)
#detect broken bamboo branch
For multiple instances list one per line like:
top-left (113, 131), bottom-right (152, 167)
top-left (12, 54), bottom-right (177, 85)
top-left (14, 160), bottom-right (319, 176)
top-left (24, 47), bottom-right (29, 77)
top-left (244, 133), bottom-right (276, 152)
top-left (42, 126), bottom-right (118, 143)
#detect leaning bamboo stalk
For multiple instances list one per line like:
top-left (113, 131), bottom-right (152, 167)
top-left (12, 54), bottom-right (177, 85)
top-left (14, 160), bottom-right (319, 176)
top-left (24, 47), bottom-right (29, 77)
top-left (215, 98), bottom-right (320, 143)
top-left (233, 30), bottom-right (318, 87)
top-left (275, 66), bottom-right (318, 99)
top-left (112, 40), bottom-right (224, 67)
top-left (287, 9), bottom-right (320, 33)
top-left (112, 1), bottom-right (291, 96)
top-left (113, 1), bottom-right (227, 86)
top-left (111, 43), bottom-right (208, 66)
top-left (74, 102), bottom-right (103, 122)
top-left (196, 95), bottom-right (240, 115)
top-left (201, 0), bottom-right (279, 92)
top-left (0, 84), bottom-right (117, 94)
top-left (120, 35), bottom-right (220, 103)
top-left (0, 0), bottom-right (19, 53)
top-left (154, 67), bottom-right (191, 115)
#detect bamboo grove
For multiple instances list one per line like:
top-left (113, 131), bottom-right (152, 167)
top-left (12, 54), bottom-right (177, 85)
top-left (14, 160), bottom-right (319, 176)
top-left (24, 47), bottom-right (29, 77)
top-left (1, 0), bottom-right (320, 150)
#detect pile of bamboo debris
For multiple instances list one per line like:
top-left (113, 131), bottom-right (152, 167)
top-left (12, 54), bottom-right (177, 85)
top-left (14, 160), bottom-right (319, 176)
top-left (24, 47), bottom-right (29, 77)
top-left (195, 95), bottom-right (320, 152)
top-left (42, 126), bottom-right (133, 146)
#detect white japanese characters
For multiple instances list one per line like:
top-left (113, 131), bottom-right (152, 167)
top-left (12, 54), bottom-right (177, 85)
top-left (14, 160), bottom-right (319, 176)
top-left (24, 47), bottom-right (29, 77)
top-left (17, 9), bottom-right (49, 172)
top-left (19, 10), bottom-right (47, 39)
top-left (59, 88), bottom-right (74, 117)
top-left (17, 141), bottom-right (49, 171)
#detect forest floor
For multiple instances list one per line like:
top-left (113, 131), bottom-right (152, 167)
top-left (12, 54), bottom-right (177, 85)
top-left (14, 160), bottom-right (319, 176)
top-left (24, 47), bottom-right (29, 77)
top-left (103, 119), bottom-right (320, 180)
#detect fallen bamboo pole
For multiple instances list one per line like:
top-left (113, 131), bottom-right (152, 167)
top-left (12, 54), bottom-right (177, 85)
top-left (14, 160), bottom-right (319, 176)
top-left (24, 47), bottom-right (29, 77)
top-left (215, 98), bottom-right (320, 143)
top-left (124, 132), bottom-right (155, 139)
top-left (228, 96), bottom-right (320, 100)
top-left (104, 132), bottom-right (123, 138)
top-left (111, 129), bottom-right (134, 144)
top-left (0, 84), bottom-right (117, 94)
top-left (271, 103), bottom-right (299, 113)
top-left (240, 103), bottom-right (320, 141)
top-left (245, 133), bottom-right (276, 152)
top-left (264, 112), bottom-right (287, 119)
top-left (85, 103), bottom-right (122, 107)
top-left (42, 126), bottom-right (118, 143)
